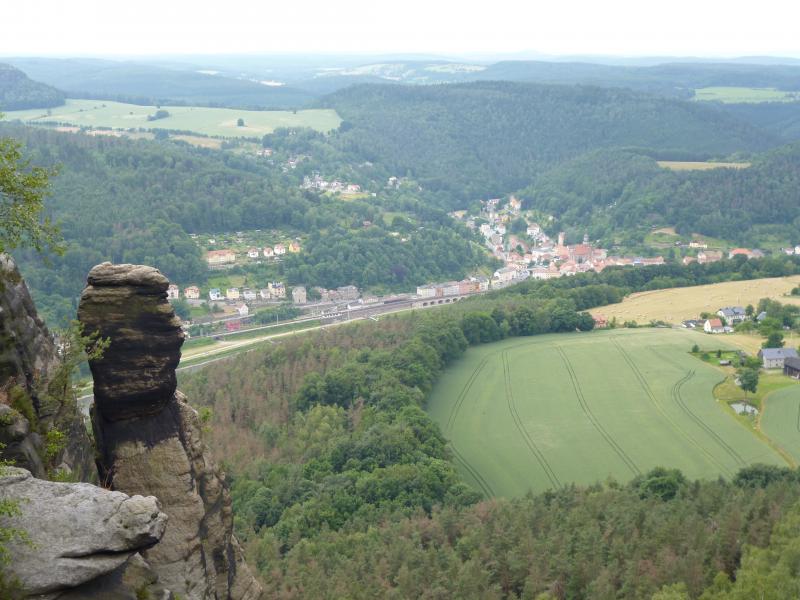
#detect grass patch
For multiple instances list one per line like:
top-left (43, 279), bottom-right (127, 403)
top-left (694, 86), bottom-right (800, 103)
top-left (657, 161), bottom-right (751, 171)
top-left (427, 328), bottom-right (784, 498)
top-left (2, 99), bottom-right (342, 138)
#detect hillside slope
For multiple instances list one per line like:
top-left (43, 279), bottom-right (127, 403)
top-left (0, 63), bottom-right (64, 110)
top-left (3, 57), bottom-right (314, 109)
top-left (323, 81), bottom-right (779, 201)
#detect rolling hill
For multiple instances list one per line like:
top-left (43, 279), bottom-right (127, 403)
top-left (324, 81), bottom-right (779, 201)
top-left (2, 57), bottom-right (315, 109)
top-left (0, 62), bottom-right (64, 110)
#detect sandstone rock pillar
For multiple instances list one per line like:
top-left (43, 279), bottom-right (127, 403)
top-left (78, 263), bottom-right (262, 600)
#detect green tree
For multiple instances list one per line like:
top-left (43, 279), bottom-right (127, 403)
top-left (0, 128), bottom-right (61, 254)
top-left (737, 367), bottom-right (759, 405)
top-left (762, 331), bottom-right (785, 348)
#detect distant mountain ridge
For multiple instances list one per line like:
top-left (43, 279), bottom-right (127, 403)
top-left (323, 80), bottom-right (779, 201)
top-left (0, 62), bottom-right (64, 110)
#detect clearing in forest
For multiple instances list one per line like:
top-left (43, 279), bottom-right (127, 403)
top-left (2, 99), bottom-right (342, 138)
top-left (427, 328), bottom-right (785, 498)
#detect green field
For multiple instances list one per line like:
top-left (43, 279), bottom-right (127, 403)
top-left (761, 385), bottom-right (800, 463)
top-left (694, 86), bottom-right (800, 103)
top-left (427, 328), bottom-right (786, 498)
top-left (2, 99), bottom-right (341, 137)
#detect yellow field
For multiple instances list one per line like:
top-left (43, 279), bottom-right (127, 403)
top-left (657, 161), bottom-right (751, 171)
top-left (591, 276), bottom-right (800, 326)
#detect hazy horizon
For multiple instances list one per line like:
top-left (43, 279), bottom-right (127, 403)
top-left (4, 0), bottom-right (799, 58)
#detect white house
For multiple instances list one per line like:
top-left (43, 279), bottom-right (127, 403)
top-left (718, 306), bottom-right (747, 324)
top-left (236, 303), bottom-right (249, 317)
top-left (759, 347), bottom-right (799, 369)
top-left (167, 284), bottom-right (180, 300)
top-left (274, 244), bottom-right (287, 256)
top-left (247, 248), bottom-right (260, 259)
top-left (416, 285), bottom-right (436, 298)
top-left (704, 318), bottom-right (725, 334)
top-left (263, 247), bottom-right (274, 258)
top-left (292, 286), bottom-right (307, 304)
top-left (209, 288), bottom-right (223, 301)
top-left (242, 288), bottom-right (257, 301)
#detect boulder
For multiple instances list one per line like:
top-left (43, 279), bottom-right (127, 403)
top-left (0, 467), bottom-right (166, 597)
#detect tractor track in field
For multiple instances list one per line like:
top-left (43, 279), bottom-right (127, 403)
top-left (502, 350), bottom-right (561, 489)
top-left (445, 356), bottom-right (489, 434)
top-left (556, 346), bottom-right (641, 476)
top-left (612, 338), bottom-right (734, 477)
top-left (449, 443), bottom-right (495, 499)
top-left (653, 349), bottom-right (747, 467)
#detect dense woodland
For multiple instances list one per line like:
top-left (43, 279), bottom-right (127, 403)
top-left (0, 63), bottom-right (64, 110)
top-left (517, 144), bottom-right (800, 244)
top-left (323, 81), bottom-right (778, 202)
top-left (180, 255), bottom-right (800, 599)
top-left (2, 126), bottom-right (489, 322)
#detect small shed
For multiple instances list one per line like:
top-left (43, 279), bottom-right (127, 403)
top-left (784, 357), bottom-right (800, 379)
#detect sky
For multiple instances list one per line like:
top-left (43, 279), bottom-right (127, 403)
top-left (2, 0), bottom-right (799, 58)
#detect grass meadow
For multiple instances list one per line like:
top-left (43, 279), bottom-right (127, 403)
top-left (761, 385), bottom-right (800, 464)
top-left (694, 86), bottom-right (800, 103)
top-left (426, 328), bottom-right (786, 498)
top-left (590, 276), bottom-right (800, 327)
top-left (2, 99), bottom-right (341, 137)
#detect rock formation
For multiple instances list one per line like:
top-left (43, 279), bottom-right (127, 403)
top-left (0, 253), bottom-right (95, 481)
top-left (0, 467), bottom-right (167, 598)
top-left (78, 263), bottom-right (262, 600)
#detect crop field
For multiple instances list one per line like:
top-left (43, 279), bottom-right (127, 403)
top-left (761, 385), bottom-right (800, 464)
top-left (427, 328), bottom-right (785, 498)
top-left (2, 99), bottom-right (342, 138)
top-left (657, 161), bottom-right (751, 171)
top-left (694, 86), bottom-right (800, 103)
top-left (591, 276), bottom-right (800, 327)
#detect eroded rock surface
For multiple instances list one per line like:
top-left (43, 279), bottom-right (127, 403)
top-left (77, 262), bottom-right (184, 422)
top-left (0, 254), bottom-right (95, 481)
top-left (0, 467), bottom-right (166, 597)
top-left (79, 263), bottom-right (262, 600)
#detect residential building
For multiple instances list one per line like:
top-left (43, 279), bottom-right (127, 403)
top-left (268, 282), bottom-right (286, 298)
top-left (247, 248), bottom-right (260, 259)
top-left (697, 250), bottom-right (723, 264)
top-left (242, 288), bottom-right (257, 301)
top-left (530, 265), bottom-right (560, 280)
top-left (784, 357), bottom-right (800, 378)
top-left (508, 196), bottom-right (522, 213)
top-left (704, 318), bottom-right (725, 334)
top-left (593, 315), bottom-right (609, 328)
top-left (226, 288), bottom-right (240, 301)
top-left (274, 243), bottom-right (287, 256)
top-left (526, 223), bottom-right (541, 237)
top-left (729, 248), bottom-right (753, 259)
top-left (184, 286), bottom-right (201, 300)
top-left (167, 284), bottom-right (180, 300)
top-left (441, 282), bottom-right (461, 297)
top-left (689, 241), bottom-right (708, 249)
top-left (263, 247), bottom-right (274, 258)
top-left (289, 241), bottom-right (301, 253)
top-left (206, 249), bottom-right (236, 266)
top-left (236, 303), bottom-right (249, 317)
top-left (292, 286), bottom-right (307, 304)
top-left (259, 288), bottom-right (271, 300)
top-left (416, 285), bottom-right (436, 298)
top-left (334, 285), bottom-right (359, 301)
top-left (759, 347), bottom-right (799, 369)
top-left (208, 288), bottom-right (222, 301)
top-left (717, 306), bottom-right (747, 324)
top-left (682, 256), bottom-right (697, 265)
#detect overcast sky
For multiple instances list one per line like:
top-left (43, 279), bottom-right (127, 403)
top-left (2, 0), bottom-right (799, 58)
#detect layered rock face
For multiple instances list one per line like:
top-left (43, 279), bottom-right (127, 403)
top-left (0, 467), bottom-right (167, 598)
top-left (0, 253), bottom-right (95, 481)
top-left (79, 263), bottom-right (262, 600)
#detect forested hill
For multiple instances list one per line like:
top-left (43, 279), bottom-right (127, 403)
top-left (323, 81), bottom-right (778, 202)
top-left (2, 57), bottom-right (315, 109)
top-left (518, 144), bottom-right (800, 243)
top-left (0, 63), bottom-right (65, 110)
